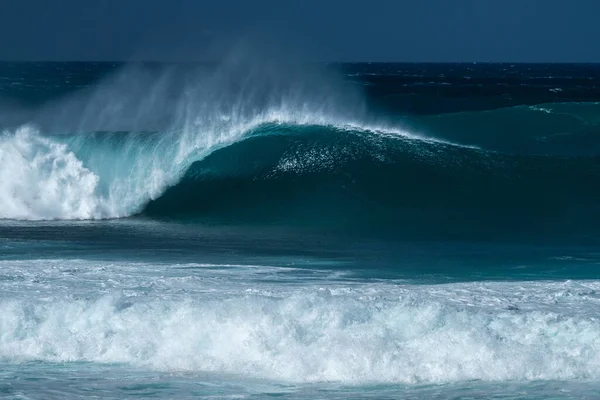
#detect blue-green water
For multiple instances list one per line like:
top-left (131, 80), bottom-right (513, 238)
top-left (1, 61), bottom-right (600, 399)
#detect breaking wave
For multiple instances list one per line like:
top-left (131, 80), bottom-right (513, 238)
top-left (2, 259), bottom-right (600, 384)
top-left (1, 59), bottom-right (599, 239)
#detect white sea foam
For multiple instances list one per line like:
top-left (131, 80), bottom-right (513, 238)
top-left (1, 259), bottom-right (600, 384)
top-left (0, 126), bottom-right (103, 220)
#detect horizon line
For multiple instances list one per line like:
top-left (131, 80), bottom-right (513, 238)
top-left (0, 60), bottom-right (600, 65)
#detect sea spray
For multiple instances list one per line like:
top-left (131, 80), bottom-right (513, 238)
top-left (0, 57), bottom-right (438, 220)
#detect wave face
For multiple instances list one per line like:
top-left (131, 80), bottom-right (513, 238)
top-left (1, 61), bottom-right (600, 239)
top-left (142, 121), bottom-right (600, 239)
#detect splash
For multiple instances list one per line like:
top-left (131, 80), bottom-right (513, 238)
top-left (0, 56), bottom-right (444, 221)
top-left (0, 126), bottom-right (102, 220)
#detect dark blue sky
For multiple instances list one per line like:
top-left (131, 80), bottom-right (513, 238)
top-left (0, 0), bottom-right (598, 62)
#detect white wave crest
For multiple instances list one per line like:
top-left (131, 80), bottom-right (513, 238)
top-left (0, 126), bottom-right (104, 220)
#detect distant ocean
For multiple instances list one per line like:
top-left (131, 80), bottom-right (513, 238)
top-left (1, 61), bottom-right (600, 399)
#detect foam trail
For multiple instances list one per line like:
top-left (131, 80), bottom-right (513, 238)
top-left (2, 276), bottom-right (600, 383)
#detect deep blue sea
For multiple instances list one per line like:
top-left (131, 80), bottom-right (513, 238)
top-left (1, 61), bottom-right (600, 399)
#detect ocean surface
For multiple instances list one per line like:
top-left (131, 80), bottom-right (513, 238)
top-left (1, 60), bottom-right (600, 399)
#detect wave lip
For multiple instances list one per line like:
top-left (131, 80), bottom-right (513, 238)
top-left (0, 116), bottom-right (450, 222)
top-left (1, 59), bottom-right (450, 221)
top-left (142, 121), bottom-right (600, 238)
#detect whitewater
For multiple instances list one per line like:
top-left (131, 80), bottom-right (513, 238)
top-left (3, 258), bottom-right (600, 384)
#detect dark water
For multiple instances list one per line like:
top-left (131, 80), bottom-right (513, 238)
top-left (1, 61), bottom-right (600, 399)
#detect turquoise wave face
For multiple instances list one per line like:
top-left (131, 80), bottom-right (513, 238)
top-left (142, 122), bottom-right (600, 240)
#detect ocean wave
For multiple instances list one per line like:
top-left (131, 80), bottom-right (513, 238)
top-left (0, 119), bottom-right (449, 221)
top-left (0, 60), bottom-right (599, 238)
top-left (141, 123), bottom-right (600, 238)
top-left (2, 260), bottom-right (600, 384)
top-left (0, 59), bottom-right (446, 222)
top-left (1, 121), bottom-right (599, 240)
top-left (408, 102), bottom-right (600, 155)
